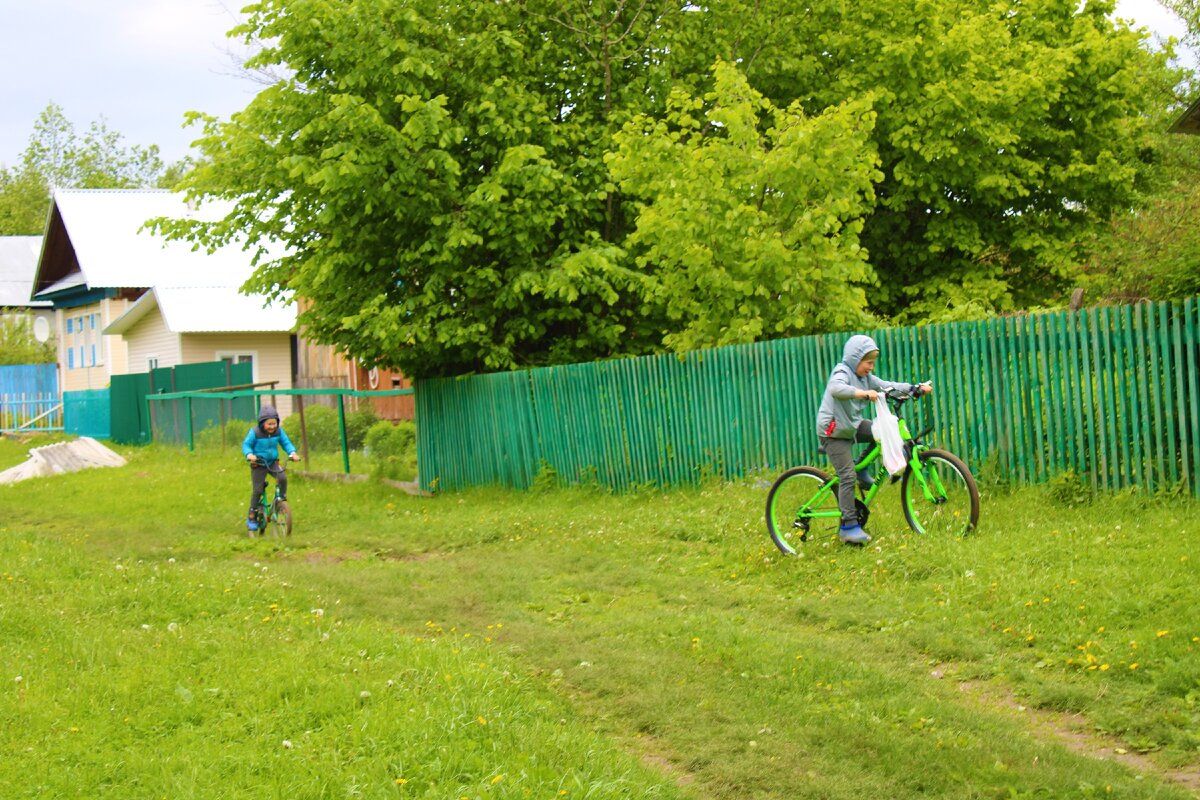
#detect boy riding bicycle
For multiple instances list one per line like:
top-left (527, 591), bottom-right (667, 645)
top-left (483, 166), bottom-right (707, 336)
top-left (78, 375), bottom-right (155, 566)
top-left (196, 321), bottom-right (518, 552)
top-left (242, 404), bottom-right (300, 533)
top-left (816, 334), bottom-right (931, 545)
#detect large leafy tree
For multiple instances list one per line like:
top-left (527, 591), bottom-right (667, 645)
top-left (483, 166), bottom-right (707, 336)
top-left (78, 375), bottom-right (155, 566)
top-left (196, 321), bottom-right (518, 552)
top-left (0, 103), bottom-right (173, 235)
top-left (165, 0), bottom-right (1171, 378)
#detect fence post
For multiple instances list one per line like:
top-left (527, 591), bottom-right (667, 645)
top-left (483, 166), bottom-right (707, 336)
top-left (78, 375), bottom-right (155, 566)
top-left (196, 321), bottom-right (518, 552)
top-left (338, 393), bottom-right (349, 474)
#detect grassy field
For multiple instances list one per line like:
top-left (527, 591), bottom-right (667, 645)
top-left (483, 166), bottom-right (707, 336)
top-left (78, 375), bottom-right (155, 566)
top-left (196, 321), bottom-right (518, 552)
top-left (1, 435), bottom-right (1197, 798)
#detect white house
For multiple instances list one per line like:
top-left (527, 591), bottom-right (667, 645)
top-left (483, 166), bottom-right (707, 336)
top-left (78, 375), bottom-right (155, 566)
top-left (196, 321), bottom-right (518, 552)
top-left (0, 235), bottom-right (53, 330)
top-left (28, 188), bottom-right (297, 414)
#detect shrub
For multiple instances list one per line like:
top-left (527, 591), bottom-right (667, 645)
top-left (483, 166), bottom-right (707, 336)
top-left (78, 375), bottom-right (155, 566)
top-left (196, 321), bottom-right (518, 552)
top-left (344, 404), bottom-right (379, 450)
top-left (365, 420), bottom-right (417, 481)
top-left (196, 418), bottom-right (257, 452)
top-left (282, 405), bottom-right (340, 452)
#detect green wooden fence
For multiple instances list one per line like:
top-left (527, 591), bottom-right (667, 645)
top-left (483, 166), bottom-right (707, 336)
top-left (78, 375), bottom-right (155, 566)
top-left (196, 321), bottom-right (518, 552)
top-left (414, 298), bottom-right (1200, 496)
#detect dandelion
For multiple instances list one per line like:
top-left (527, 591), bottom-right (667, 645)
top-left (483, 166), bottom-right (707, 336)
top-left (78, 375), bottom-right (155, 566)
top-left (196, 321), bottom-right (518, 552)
top-left (1100, 664), bottom-right (1110, 671)
top-left (491, 774), bottom-right (505, 785)
top-left (359, 691), bottom-right (371, 700)
top-left (282, 740), bottom-right (293, 749)
top-left (311, 608), bottom-right (324, 617)
top-left (1156, 630), bottom-right (1170, 638)
top-left (476, 715), bottom-right (488, 726)
top-left (167, 622), bottom-right (179, 634)
top-left (14, 676), bottom-right (21, 683)
top-left (395, 778), bottom-right (407, 785)
top-left (1130, 663), bottom-right (1139, 670)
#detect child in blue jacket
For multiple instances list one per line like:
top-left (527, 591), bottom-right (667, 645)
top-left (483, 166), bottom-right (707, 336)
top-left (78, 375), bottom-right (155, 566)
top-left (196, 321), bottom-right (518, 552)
top-left (242, 404), bottom-right (300, 532)
top-left (815, 335), bottom-right (931, 545)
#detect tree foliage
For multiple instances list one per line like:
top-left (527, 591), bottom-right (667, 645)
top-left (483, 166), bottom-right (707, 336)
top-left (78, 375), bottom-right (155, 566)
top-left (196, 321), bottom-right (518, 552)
top-left (163, 0), bottom-right (1173, 378)
top-left (0, 103), bottom-right (174, 235)
top-left (0, 317), bottom-right (55, 366)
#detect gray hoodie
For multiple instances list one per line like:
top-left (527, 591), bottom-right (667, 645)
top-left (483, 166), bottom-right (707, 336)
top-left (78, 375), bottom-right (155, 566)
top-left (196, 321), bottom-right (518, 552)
top-left (815, 335), bottom-right (914, 439)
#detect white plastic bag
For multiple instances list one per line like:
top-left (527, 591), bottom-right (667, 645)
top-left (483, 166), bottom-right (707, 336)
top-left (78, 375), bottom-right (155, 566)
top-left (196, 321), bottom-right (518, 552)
top-left (873, 395), bottom-right (907, 476)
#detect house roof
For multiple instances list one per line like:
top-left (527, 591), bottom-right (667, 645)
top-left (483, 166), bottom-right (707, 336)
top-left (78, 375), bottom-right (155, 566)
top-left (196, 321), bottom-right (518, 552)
top-left (32, 188), bottom-right (288, 297)
top-left (0, 236), bottom-right (51, 307)
top-left (1169, 96), bottom-right (1200, 135)
top-left (104, 285), bottom-right (295, 335)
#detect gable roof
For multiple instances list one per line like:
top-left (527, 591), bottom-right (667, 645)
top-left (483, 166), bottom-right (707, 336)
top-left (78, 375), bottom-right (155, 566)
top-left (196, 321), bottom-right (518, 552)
top-left (104, 285), bottom-right (295, 335)
top-left (0, 236), bottom-right (50, 308)
top-left (1169, 96), bottom-right (1200, 135)
top-left (32, 188), bottom-right (285, 298)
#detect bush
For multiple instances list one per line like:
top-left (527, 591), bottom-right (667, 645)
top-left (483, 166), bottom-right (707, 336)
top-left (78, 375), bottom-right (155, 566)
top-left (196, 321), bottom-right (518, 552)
top-left (344, 404), bottom-right (379, 450)
top-left (282, 402), bottom-right (380, 452)
top-left (365, 420), bottom-right (417, 481)
top-left (282, 405), bottom-right (340, 452)
top-left (196, 418), bottom-right (257, 451)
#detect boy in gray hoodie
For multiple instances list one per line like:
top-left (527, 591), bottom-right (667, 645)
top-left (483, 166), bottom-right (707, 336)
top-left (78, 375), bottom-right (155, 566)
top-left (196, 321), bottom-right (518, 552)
top-left (816, 335), bottom-right (931, 544)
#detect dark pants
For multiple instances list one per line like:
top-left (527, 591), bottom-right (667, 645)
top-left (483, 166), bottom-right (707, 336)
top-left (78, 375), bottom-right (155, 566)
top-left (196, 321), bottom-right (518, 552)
top-left (820, 419), bottom-right (873, 527)
top-left (249, 462), bottom-right (287, 514)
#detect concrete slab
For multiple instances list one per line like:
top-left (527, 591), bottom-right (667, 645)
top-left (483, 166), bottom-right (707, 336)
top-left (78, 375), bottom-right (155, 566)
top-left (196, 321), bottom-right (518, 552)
top-left (0, 437), bottom-right (127, 484)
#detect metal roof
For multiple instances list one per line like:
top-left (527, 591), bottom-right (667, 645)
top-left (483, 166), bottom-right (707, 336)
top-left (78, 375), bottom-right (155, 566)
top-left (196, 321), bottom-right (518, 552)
top-left (104, 286), bottom-right (295, 335)
top-left (0, 236), bottom-right (50, 307)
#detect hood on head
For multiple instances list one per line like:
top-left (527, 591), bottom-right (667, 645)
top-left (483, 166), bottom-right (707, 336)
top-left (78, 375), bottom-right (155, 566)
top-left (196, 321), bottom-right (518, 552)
top-left (258, 404), bottom-right (280, 425)
top-left (842, 335), bottom-right (879, 371)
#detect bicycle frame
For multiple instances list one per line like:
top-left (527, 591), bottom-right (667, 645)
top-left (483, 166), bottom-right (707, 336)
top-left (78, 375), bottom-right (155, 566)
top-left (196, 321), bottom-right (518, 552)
top-left (795, 402), bottom-right (942, 521)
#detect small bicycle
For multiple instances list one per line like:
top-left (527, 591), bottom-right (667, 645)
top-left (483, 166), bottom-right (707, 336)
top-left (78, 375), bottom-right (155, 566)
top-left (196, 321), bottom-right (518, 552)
top-left (765, 387), bottom-right (980, 554)
top-left (248, 460), bottom-right (293, 538)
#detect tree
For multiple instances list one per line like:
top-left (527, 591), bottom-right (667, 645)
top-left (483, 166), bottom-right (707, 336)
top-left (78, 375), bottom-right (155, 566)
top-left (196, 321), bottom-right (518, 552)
top-left (609, 62), bottom-right (881, 351)
top-left (161, 0), bottom-right (1173, 378)
top-left (0, 103), bottom-right (173, 235)
top-left (0, 317), bottom-right (55, 366)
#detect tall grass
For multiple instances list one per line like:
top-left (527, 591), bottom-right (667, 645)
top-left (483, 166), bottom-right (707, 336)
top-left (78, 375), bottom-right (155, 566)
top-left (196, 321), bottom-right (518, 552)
top-left (1, 440), bottom-right (1197, 798)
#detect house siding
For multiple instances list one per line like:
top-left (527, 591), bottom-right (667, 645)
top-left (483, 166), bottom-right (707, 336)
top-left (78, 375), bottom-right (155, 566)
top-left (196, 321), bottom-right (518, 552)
top-left (124, 306), bottom-right (182, 372)
top-left (181, 333), bottom-right (294, 417)
top-left (58, 298), bottom-right (131, 392)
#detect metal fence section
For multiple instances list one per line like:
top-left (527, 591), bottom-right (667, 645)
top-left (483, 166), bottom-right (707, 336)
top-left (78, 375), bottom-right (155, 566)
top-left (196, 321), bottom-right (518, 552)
top-left (414, 298), bottom-right (1200, 496)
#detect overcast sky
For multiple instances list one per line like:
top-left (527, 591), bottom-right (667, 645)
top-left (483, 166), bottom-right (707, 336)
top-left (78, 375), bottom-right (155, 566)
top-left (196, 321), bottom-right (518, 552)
top-left (0, 0), bottom-right (1192, 171)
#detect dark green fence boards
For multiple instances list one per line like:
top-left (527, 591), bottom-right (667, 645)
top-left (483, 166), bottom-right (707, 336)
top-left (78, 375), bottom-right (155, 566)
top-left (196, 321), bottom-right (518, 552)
top-left (110, 361), bottom-right (254, 444)
top-left (414, 299), bottom-right (1200, 496)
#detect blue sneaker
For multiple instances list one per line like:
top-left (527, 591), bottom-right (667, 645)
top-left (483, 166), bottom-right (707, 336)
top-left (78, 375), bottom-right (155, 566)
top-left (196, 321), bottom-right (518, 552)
top-left (839, 524), bottom-right (871, 545)
top-left (247, 516), bottom-right (259, 533)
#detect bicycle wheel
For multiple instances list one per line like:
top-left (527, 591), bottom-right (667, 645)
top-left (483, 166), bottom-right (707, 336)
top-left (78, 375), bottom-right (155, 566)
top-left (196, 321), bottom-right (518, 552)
top-left (765, 466), bottom-right (840, 555)
top-left (900, 448), bottom-right (980, 536)
top-left (270, 499), bottom-right (293, 537)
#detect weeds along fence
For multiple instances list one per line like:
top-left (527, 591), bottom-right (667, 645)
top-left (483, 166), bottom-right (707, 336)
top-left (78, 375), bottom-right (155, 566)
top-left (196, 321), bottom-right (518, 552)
top-left (415, 297), bottom-right (1200, 496)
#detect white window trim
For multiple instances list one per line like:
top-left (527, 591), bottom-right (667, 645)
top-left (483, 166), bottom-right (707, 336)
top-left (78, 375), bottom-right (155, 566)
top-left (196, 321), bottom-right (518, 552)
top-left (216, 350), bottom-right (259, 384)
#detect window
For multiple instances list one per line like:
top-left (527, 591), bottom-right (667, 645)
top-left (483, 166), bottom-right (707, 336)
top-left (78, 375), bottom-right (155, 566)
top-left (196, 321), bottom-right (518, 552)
top-left (217, 352), bottom-right (257, 383)
top-left (64, 311), bottom-right (104, 368)
top-left (147, 357), bottom-right (159, 370)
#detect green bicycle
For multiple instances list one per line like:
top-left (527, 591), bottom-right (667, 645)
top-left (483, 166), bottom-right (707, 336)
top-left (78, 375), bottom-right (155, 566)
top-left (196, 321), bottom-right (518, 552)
top-left (765, 388), bottom-right (980, 555)
top-left (248, 460), bottom-right (293, 538)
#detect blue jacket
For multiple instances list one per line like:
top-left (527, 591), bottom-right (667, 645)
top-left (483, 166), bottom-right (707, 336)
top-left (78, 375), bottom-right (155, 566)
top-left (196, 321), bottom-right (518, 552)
top-left (242, 404), bottom-right (296, 463)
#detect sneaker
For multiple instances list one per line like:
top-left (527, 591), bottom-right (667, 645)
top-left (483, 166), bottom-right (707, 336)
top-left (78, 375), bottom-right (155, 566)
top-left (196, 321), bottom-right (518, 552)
top-left (839, 524), bottom-right (871, 545)
top-left (856, 468), bottom-right (874, 491)
top-left (247, 516), bottom-right (259, 533)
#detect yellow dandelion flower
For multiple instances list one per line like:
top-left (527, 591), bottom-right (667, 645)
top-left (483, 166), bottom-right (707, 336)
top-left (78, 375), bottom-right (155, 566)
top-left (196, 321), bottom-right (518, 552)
top-left (1100, 664), bottom-right (1110, 671)
top-left (491, 774), bottom-right (505, 785)
top-left (476, 715), bottom-right (488, 726)
top-left (1129, 663), bottom-right (1139, 670)
top-left (395, 778), bottom-right (408, 785)
top-left (1156, 630), bottom-right (1169, 638)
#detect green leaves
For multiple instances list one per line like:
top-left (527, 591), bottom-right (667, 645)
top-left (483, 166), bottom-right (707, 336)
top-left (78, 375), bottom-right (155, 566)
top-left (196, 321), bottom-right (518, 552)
top-left (611, 62), bottom-right (881, 351)
top-left (162, 0), bottom-right (1174, 377)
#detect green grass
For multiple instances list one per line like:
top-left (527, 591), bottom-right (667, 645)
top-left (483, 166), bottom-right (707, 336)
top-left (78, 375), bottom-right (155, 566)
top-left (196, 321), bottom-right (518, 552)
top-left (1, 441), bottom-right (1198, 798)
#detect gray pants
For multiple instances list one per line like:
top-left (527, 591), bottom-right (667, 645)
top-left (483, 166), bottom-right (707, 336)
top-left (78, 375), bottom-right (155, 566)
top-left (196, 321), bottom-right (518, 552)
top-left (249, 462), bottom-right (287, 513)
top-left (820, 419), bottom-right (873, 527)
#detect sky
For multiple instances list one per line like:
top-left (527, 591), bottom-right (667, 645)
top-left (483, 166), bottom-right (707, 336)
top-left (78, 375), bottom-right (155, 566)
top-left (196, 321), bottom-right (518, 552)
top-left (0, 0), bottom-right (1193, 171)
